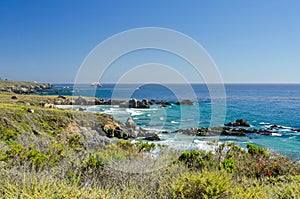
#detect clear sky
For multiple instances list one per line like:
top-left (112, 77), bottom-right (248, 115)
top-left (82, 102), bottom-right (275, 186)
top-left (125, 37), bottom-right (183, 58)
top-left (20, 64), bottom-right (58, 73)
top-left (0, 0), bottom-right (299, 83)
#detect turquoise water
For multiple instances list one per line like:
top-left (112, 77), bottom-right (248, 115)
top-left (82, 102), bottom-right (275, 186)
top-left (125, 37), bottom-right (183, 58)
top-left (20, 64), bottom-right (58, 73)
top-left (50, 84), bottom-right (300, 158)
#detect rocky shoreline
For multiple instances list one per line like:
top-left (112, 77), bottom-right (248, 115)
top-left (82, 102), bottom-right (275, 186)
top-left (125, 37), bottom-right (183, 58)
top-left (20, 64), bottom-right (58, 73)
top-left (1, 80), bottom-right (299, 143)
top-left (51, 95), bottom-right (194, 109)
top-left (0, 79), bottom-right (52, 94)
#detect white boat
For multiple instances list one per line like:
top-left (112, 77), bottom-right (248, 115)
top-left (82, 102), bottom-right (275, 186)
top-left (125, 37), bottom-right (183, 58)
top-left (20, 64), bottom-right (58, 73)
top-left (91, 82), bottom-right (102, 87)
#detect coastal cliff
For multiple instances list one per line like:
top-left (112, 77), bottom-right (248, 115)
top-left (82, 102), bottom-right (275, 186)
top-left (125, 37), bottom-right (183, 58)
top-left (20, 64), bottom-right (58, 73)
top-left (0, 80), bottom-right (300, 198)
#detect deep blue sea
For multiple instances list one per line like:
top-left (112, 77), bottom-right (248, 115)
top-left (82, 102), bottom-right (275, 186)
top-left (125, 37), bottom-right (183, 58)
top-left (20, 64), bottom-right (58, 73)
top-left (47, 84), bottom-right (300, 158)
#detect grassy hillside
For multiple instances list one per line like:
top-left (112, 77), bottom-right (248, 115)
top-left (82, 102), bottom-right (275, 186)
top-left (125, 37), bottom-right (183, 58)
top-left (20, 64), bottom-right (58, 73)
top-left (0, 84), bottom-right (300, 198)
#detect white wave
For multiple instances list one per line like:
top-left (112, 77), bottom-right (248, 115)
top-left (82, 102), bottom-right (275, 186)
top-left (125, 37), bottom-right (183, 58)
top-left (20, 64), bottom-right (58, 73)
top-left (171, 121), bottom-right (179, 124)
top-left (266, 124), bottom-right (292, 130)
top-left (125, 108), bottom-right (143, 116)
top-left (288, 136), bottom-right (297, 139)
top-left (280, 125), bottom-right (292, 129)
top-left (194, 140), bottom-right (221, 152)
top-left (259, 122), bottom-right (270, 125)
top-left (271, 133), bottom-right (282, 137)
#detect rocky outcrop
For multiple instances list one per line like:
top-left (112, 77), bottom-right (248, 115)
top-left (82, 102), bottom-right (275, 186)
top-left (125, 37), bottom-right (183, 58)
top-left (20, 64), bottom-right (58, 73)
top-left (125, 117), bottom-right (137, 130)
top-left (119, 98), bottom-right (151, 108)
top-left (175, 127), bottom-right (227, 136)
top-left (225, 119), bottom-right (250, 127)
top-left (156, 101), bottom-right (172, 107)
top-left (139, 99), bottom-right (150, 108)
top-left (174, 122), bottom-right (289, 137)
top-left (129, 98), bottom-right (138, 108)
top-left (175, 100), bottom-right (193, 105)
top-left (0, 81), bottom-right (52, 94)
top-left (144, 134), bottom-right (160, 141)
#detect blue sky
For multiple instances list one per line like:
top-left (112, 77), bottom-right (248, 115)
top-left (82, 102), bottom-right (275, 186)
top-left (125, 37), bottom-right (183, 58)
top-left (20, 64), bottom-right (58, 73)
top-left (0, 0), bottom-right (299, 83)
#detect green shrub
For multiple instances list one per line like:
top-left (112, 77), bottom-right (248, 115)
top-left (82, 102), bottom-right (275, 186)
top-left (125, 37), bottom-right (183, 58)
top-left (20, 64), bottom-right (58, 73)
top-left (25, 145), bottom-right (49, 167)
top-left (172, 170), bottom-right (232, 199)
top-left (134, 141), bottom-right (156, 152)
top-left (68, 134), bottom-right (83, 150)
top-left (0, 143), bottom-right (24, 161)
top-left (117, 140), bottom-right (134, 150)
top-left (247, 143), bottom-right (268, 157)
top-left (222, 157), bottom-right (235, 173)
top-left (0, 127), bottom-right (19, 141)
top-left (82, 154), bottom-right (104, 172)
top-left (178, 150), bottom-right (213, 169)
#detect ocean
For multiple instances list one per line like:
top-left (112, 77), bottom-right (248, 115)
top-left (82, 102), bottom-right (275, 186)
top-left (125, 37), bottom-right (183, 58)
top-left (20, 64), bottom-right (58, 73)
top-left (46, 84), bottom-right (300, 159)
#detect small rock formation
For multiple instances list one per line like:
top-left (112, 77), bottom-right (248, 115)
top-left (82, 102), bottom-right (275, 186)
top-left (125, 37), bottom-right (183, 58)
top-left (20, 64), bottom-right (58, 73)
top-left (267, 124), bottom-right (285, 130)
top-left (44, 103), bottom-right (54, 108)
top-left (149, 100), bottom-right (155, 105)
top-left (225, 119), bottom-right (250, 127)
top-left (11, 96), bottom-right (18, 99)
top-left (58, 95), bottom-right (66, 99)
top-left (144, 134), bottom-right (160, 141)
top-left (1, 82), bottom-right (52, 94)
top-left (292, 129), bottom-right (300, 132)
top-left (175, 100), bottom-right (193, 105)
top-left (74, 96), bottom-right (88, 105)
top-left (156, 101), bottom-right (172, 106)
top-left (125, 117), bottom-right (137, 130)
top-left (27, 108), bottom-right (34, 113)
top-left (120, 98), bottom-right (150, 108)
top-left (129, 98), bottom-right (138, 108)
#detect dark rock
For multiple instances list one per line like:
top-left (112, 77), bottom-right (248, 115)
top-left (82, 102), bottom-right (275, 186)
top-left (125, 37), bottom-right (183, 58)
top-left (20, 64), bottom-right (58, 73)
top-left (176, 99), bottom-right (194, 105)
top-left (149, 100), bottom-right (155, 105)
top-left (221, 129), bottom-right (246, 136)
top-left (140, 99), bottom-right (150, 108)
top-left (27, 108), bottom-right (34, 113)
top-left (32, 129), bottom-right (41, 135)
top-left (58, 95), bottom-right (66, 99)
top-left (78, 107), bottom-right (86, 111)
top-left (94, 98), bottom-right (102, 105)
top-left (207, 127), bottom-right (224, 136)
top-left (225, 119), bottom-right (250, 127)
top-left (156, 101), bottom-right (172, 106)
top-left (144, 134), bottom-right (160, 141)
top-left (136, 129), bottom-right (155, 137)
top-left (267, 124), bottom-right (285, 130)
top-left (11, 96), bottom-right (18, 99)
top-left (126, 98), bottom-right (150, 109)
top-left (129, 98), bottom-right (138, 108)
top-left (175, 128), bottom-right (198, 136)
